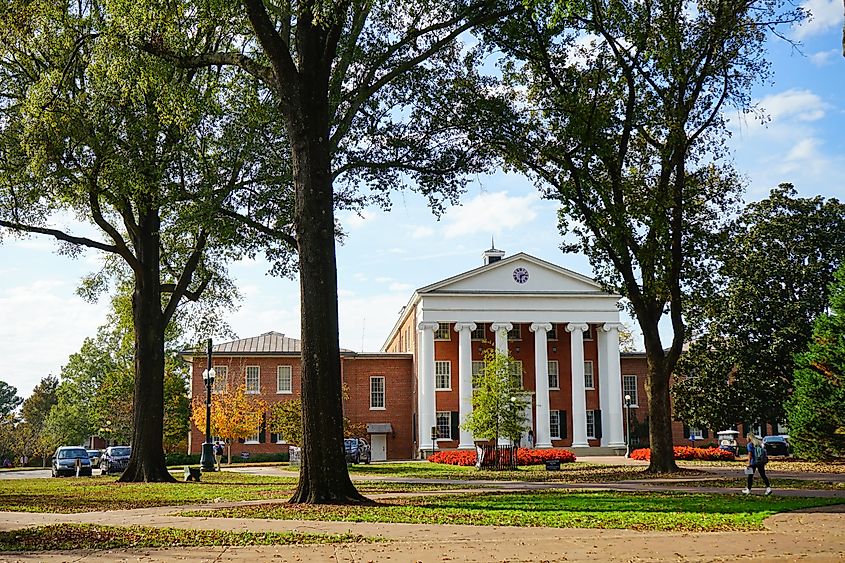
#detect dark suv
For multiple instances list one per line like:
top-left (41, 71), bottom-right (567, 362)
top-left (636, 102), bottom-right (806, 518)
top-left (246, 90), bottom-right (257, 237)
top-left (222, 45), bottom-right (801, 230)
top-left (344, 438), bottom-right (371, 464)
top-left (100, 446), bottom-right (132, 475)
top-left (51, 447), bottom-right (92, 477)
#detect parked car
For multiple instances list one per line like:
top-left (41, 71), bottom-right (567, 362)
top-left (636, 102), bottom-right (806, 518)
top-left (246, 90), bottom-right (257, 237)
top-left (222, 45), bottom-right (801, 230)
top-left (86, 449), bottom-right (103, 467)
top-left (762, 435), bottom-right (790, 457)
top-left (100, 446), bottom-right (132, 475)
top-left (344, 438), bottom-right (371, 464)
top-left (51, 447), bottom-right (92, 477)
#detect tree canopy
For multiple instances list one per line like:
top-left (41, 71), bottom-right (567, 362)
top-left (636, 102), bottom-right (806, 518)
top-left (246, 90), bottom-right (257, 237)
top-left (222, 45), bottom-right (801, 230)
top-left (0, 381), bottom-right (22, 417)
top-left (674, 185), bottom-right (845, 432)
top-left (786, 264), bottom-right (845, 459)
top-left (463, 350), bottom-right (530, 443)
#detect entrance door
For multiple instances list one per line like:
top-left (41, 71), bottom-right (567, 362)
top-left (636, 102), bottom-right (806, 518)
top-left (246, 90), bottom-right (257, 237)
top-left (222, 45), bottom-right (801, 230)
top-left (371, 434), bottom-right (387, 461)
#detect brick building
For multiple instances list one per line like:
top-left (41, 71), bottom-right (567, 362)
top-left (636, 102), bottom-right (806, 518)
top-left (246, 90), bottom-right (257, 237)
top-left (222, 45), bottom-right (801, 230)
top-left (185, 247), bottom-right (734, 460)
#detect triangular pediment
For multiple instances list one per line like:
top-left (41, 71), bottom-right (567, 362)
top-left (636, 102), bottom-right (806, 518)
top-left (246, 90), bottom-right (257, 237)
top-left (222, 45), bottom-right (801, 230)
top-left (418, 253), bottom-right (609, 295)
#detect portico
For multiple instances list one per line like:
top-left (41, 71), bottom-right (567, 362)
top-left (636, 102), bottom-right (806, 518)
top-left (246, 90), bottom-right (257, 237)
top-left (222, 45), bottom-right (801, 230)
top-left (384, 248), bottom-right (627, 457)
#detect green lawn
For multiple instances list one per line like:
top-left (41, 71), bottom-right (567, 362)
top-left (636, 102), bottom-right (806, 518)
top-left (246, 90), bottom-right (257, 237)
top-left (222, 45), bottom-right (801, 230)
top-left (0, 524), bottom-right (379, 552)
top-left (181, 490), bottom-right (845, 532)
top-left (0, 472), bottom-right (475, 513)
top-left (640, 477), bottom-right (845, 491)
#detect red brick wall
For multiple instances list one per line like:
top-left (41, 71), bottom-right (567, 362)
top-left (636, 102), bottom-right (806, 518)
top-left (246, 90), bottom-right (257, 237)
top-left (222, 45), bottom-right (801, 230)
top-left (189, 353), bottom-right (414, 460)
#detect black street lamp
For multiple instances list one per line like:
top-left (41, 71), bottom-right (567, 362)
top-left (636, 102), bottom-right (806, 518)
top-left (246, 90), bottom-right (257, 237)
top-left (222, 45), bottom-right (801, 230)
top-left (624, 394), bottom-right (632, 458)
top-left (199, 338), bottom-right (216, 472)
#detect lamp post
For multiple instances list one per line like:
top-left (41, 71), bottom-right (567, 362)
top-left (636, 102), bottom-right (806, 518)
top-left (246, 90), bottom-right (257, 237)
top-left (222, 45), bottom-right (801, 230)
top-left (624, 394), bottom-right (632, 458)
top-left (199, 338), bottom-right (216, 472)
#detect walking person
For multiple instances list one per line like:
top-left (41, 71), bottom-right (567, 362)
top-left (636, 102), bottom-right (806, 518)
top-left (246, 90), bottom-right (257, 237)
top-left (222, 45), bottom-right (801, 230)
top-left (743, 432), bottom-right (772, 495)
top-left (213, 442), bottom-right (223, 471)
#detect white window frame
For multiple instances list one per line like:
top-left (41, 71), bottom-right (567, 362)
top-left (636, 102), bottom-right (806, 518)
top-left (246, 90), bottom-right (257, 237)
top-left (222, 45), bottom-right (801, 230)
top-left (547, 324), bottom-right (558, 341)
top-left (688, 427), bottom-right (704, 440)
top-left (586, 410), bottom-right (596, 439)
top-left (508, 324), bottom-right (522, 340)
top-left (212, 365), bottom-right (228, 394)
top-left (584, 360), bottom-right (594, 390)
top-left (471, 361), bottom-right (485, 389)
top-left (470, 325), bottom-right (485, 340)
top-left (549, 410), bottom-right (561, 439)
top-left (622, 374), bottom-right (638, 407)
top-left (245, 427), bottom-right (261, 444)
top-left (434, 323), bottom-right (451, 340)
top-left (245, 366), bottom-right (260, 394)
top-left (370, 376), bottom-right (386, 410)
top-left (276, 365), bottom-right (292, 394)
top-left (583, 324), bottom-right (594, 341)
top-left (435, 361), bottom-right (451, 390)
top-left (548, 360), bottom-right (560, 390)
top-left (436, 411), bottom-right (452, 440)
top-left (274, 431), bottom-right (286, 444)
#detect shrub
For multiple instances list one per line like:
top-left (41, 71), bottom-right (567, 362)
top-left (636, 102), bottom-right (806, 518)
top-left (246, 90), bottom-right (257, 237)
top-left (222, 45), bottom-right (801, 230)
top-left (629, 446), bottom-right (734, 461)
top-left (428, 448), bottom-right (577, 466)
top-left (165, 452), bottom-right (289, 466)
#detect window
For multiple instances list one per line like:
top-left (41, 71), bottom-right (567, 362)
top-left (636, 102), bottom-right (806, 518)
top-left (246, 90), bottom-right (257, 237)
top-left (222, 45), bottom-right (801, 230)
top-left (511, 360), bottom-right (524, 386)
top-left (436, 411), bottom-right (451, 439)
top-left (583, 324), bottom-right (594, 340)
top-left (548, 360), bottom-right (560, 390)
top-left (688, 427), bottom-right (704, 440)
top-left (245, 366), bottom-right (260, 394)
top-left (435, 361), bottom-right (451, 390)
top-left (586, 410), bottom-right (596, 439)
top-left (271, 431), bottom-right (286, 444)
top-left (471, 325), bottom-right (485, 340)
top-left (434, 323), bottom-right (451, 340)
top-left (277, 366), bottom-right (292, 394)
top-left (583, 361), bottom-right (594, 389)
top-left (547, 324), bottom-right (558, 340)
top-left (507, 324), bottom-right (522, 340)
top-left (471, 361), bottom-right (485, 389)
top-left (622, 375), bottom-right (638, 407)
top-left (370, 376), bottom-right (385, 410)
top-left (211, 366), bottom-right (228, 393)
top-left (245, 427), bottom-right (261, 444)
top-left (550, 410), bottom-right (561, 439)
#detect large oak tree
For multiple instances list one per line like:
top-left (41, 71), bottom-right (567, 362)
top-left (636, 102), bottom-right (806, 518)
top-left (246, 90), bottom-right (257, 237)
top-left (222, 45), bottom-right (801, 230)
top-left (473, 0), bottom-right (799, 471)
top-left (127, 0), bottom-right (513, 502)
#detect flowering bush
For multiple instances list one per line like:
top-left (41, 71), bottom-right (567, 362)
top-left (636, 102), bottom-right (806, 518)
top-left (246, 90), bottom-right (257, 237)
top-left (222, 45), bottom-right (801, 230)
top-left (427, 448), bottom-right (577, 466)
top-left (630, 446), bottom-right (735, 461)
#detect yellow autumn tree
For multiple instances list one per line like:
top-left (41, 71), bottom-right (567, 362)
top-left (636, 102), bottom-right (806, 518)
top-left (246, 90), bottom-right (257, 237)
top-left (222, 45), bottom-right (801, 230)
top-left (191, 385), bottom-right (267, 464)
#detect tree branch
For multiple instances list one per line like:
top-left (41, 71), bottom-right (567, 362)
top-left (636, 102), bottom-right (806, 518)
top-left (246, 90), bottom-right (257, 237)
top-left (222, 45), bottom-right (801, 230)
top-left (0, 219), bottom-right (120, 255)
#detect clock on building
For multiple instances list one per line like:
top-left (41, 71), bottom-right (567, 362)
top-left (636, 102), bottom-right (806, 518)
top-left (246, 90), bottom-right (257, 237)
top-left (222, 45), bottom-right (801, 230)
top-left (512, 267), bottom-right (529, 284)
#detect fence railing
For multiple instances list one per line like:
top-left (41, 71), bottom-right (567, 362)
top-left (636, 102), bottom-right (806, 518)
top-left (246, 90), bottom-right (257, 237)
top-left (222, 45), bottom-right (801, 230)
top-left (476, 444), bottom-right (517, 470)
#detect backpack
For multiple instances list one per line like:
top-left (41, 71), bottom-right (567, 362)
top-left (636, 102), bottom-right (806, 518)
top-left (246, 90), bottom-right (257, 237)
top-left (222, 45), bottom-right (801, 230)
top-left (754, 444), bottom-right (768, 464)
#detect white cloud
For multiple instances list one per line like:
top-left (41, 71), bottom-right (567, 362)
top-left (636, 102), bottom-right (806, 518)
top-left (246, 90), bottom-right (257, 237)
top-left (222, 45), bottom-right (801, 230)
top-left (388, 282), bottom-right (411, 292)
top-left (442, 192), bottom-right (540, 238)
top-left (809, 49), bottom-right (840, 66)
top-left (785, 138), bottom-right (821, 161)
top-left (343, 210), bottom-right (377, 230)
top-left (760, 89), bottom-right (828, 123)
top-left (338, 292), bottom-right (411, 352)
top-left (794, 0), bottom-right (843, 39)
top-left (411, 226), bottom-right (434, 239)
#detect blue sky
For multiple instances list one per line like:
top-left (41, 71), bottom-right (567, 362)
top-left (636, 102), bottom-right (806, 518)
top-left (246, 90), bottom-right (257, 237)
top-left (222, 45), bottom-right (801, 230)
top-left (1, 4), bottom-right (843, 398)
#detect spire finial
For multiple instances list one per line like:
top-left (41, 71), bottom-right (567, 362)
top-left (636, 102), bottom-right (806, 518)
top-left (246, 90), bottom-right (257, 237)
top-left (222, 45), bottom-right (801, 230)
top-left (491, 235), bottom-right (495, 250)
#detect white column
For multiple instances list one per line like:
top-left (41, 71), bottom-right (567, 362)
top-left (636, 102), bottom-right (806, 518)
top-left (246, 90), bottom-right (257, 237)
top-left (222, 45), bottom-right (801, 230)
top-left (454, 322), bottom-right (477, 450)
top-left (566, 323), bottom-right (590, 448)
top-left (490, 322), bottom-right (513, 356)
top-left (600, 323), bottom-right (626, 447)
top-left (417, 322), bottom-right (439, 455)
top-left (530, 323), bottom-right (553, 449)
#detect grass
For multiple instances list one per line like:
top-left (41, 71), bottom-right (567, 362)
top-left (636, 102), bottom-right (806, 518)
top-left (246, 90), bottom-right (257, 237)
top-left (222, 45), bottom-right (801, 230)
top-left (348, 462), bottom-right (710, 482)
top-left (0, 524), bottom-right (379, 552)
top-left (640, 477), bottom-right (845, 491)
top-left (180, 490), bottom-right (845, 532)
top-left (0, 471), bottom-right (475, 513)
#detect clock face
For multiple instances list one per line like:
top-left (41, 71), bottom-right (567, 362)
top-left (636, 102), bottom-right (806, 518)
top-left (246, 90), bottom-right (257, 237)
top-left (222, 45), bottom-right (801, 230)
top-left (512, 267), bottom-right (529, 284)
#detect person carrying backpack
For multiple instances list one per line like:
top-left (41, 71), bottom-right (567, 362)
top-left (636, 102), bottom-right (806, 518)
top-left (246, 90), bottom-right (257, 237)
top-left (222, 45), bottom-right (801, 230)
top-left (743, 432), bottom-right (772, 495)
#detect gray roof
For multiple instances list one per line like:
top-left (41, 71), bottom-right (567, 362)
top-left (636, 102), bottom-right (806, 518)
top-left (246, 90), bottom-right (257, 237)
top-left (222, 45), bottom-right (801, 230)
top-left (184, 331), bottom-right (356, 356)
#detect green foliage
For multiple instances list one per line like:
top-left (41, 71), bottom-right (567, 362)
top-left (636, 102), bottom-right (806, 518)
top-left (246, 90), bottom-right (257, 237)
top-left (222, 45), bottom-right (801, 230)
top-left (269, 399), bottom-right (303, 447)
top-left (675, 186), bottom-right (845, 430)
top-left (0, 381), bottom-right (22, 417)
top-left (462, 350), bottom-right (530, 442)
top-left (786, 265), bottom-right (845, 460)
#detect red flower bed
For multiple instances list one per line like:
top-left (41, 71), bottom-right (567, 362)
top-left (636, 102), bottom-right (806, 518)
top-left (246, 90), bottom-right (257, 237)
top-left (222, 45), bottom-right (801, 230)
top-left (427, 448), bottom-right (577, 466)
top-left (630, 446), bottom-right (734, 461)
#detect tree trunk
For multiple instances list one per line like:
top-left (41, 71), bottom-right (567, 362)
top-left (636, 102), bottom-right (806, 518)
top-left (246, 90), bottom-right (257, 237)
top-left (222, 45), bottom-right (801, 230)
top-left (642, 322), bottom-right (680, 473)
top-left (119, 209), bottom-right (174, 483)
top-left (286, 66), bottom-right (366, 505)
